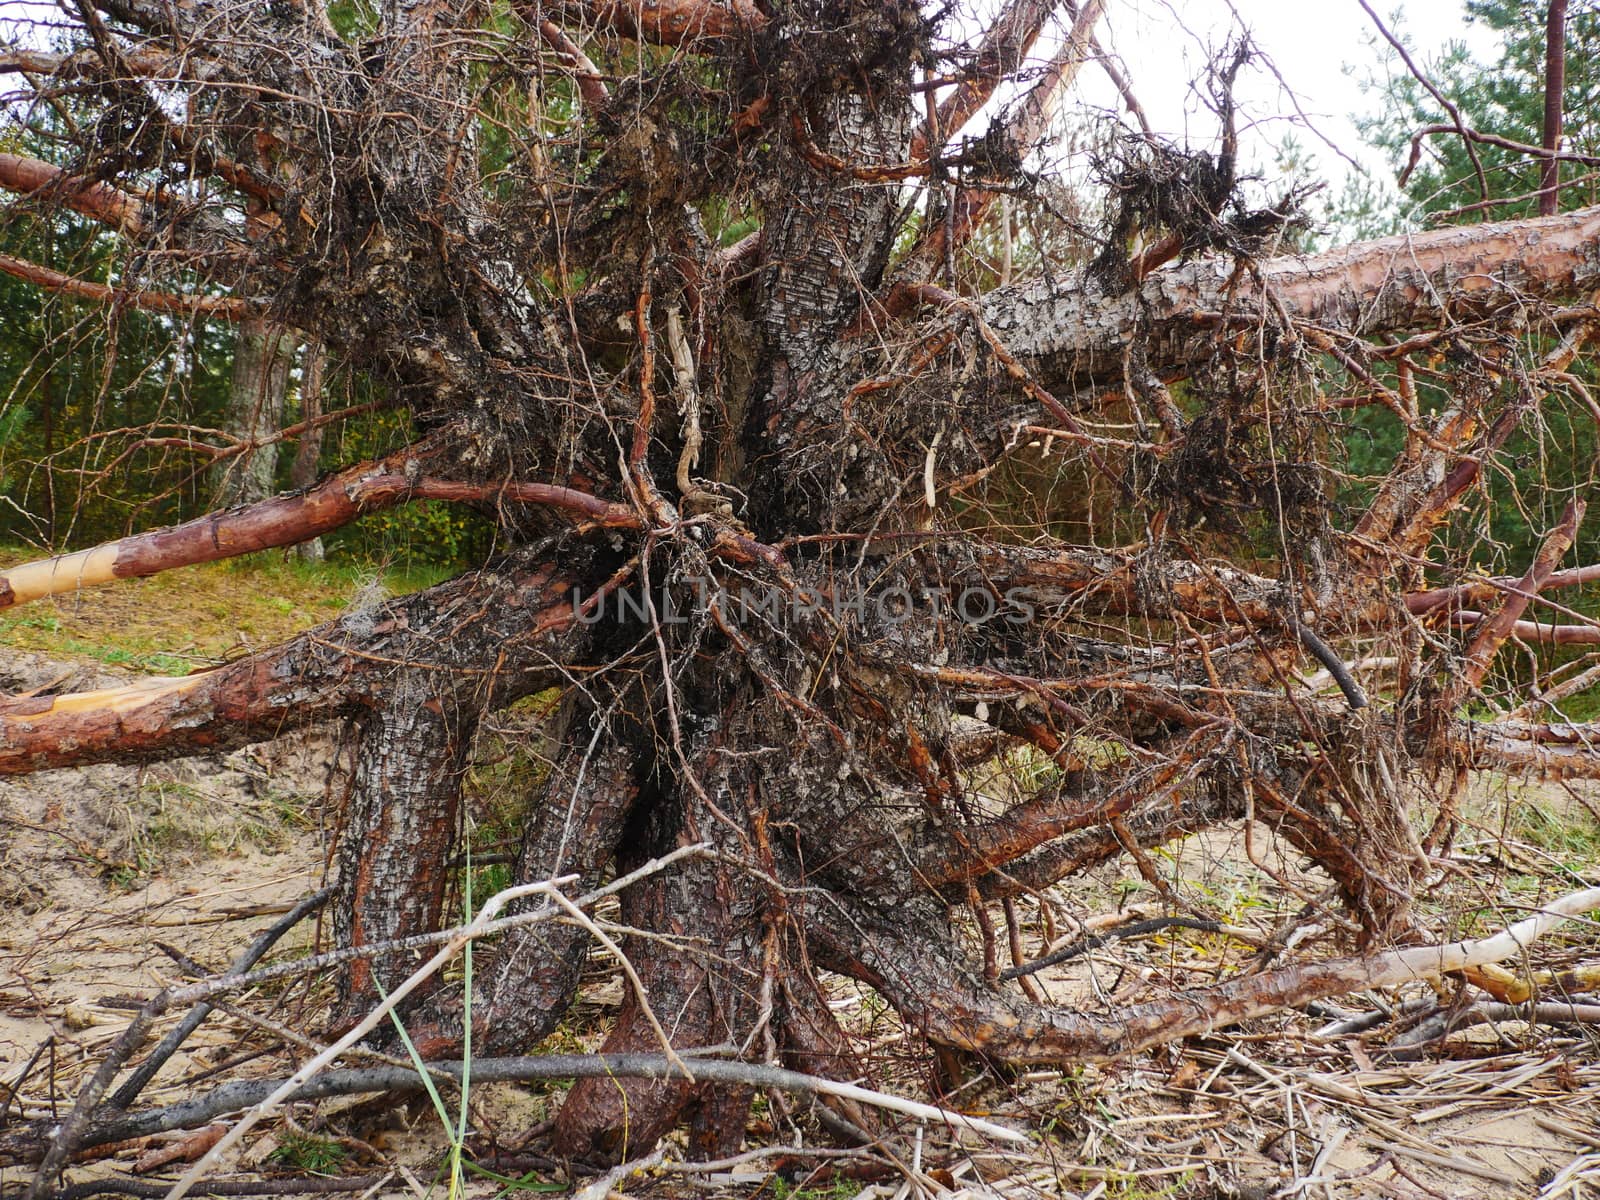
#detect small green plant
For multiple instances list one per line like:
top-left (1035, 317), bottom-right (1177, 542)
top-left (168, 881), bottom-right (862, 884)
top-left (459, 1161), bottom-right (566, 1197)
top-left (380, 849), bottom-right (479, 1200)
top-left (771, 1174), bottom-right (859, 1200)
top-left (472, 861), bottom-right (511, 898)
top-left (107, 865), bottom-right (142, 891)
top-left (267, 1130), bottom-right (349, 1174)
top-left (1097, 1169), bottom-right (1197, 1199)
top-left (269, 793), bottom-right (315, 830)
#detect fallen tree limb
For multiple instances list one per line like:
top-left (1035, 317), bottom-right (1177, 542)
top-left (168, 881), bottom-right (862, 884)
top-left (1407, 561), bottom-right (1600, 614)
top-left (986, 203), bottom-right (1600, 382)
top-left (160, 857), bottom-right (1023, 1200)
top-left (51, 1177), bottom-right (390, 1200)
top-left (34, 845), bottom-right (708, 1042)
top-left (155, 877), bottom-right (623, 1200)
top-left (821, 885), bottom-right (1600, 1063)
top-left (543, 0), bottom-right (763, 44)
top-left (8, 1052), bottom-right (1027, 1175)
top-left (1459, 500), bottom-right (1585, 692)
top-left (1000, 916), bottom-right (1233, 980)
top-left (19, 851), bottom-right (708, 1194)
top-left (0, 556), bottom-right (583, 775)
top-left (20, 885), bottom-right (1592, 1172)
top-left (108, 887), bottom-right (334, 1110)
top-left (1456, 718), bottom-right (1600, 779)
top-left (1445, 612), bottom-right (1600, 644)
top-left (0, 450), bottom-right (437, 609)
top-left (1388, 1000), bottom-right (1600, 1050)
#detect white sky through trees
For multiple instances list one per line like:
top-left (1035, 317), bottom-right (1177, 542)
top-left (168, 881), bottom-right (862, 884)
top-left (0, 0), bottom-right (1509, 219)
top-left (1084, 0), bottom-right (1500, 193)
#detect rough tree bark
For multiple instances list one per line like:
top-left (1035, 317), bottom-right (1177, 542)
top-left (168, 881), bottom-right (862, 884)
top-left (2, 0), bottom-right (1599, 1177)
top-left (212, 319), bottom-right (296, 507)
top-left (290, 343), bottom-right (327, 561)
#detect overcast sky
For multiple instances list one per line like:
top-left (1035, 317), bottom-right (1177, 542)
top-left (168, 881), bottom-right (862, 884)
top-left (1078, 0), bottom-right (1500, 195)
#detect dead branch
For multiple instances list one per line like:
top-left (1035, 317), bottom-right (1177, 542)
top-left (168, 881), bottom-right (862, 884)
top-left (1445, 612), bottom-right (1600, 645)
top-left (987, 204), bottom-right (1600, 381)
top-left (0, 558), bottom-right (584, 775)
top-left (0, 447), bottom-right (642, 612)
top-left (0, 152), bottom-right (148, 234)
top-left (547, 1), bottom-right (764, 45)
top-left (820, 885), bottom-right (1600, 1064)
top-left (1456, 717), bottom-right (1600, 778)
top-left (535, 20), bottom-right (608, 104)
top-left (108, 888), bottom-right (334, 1111)
top-left (1459, 499), bottom-right (1585, 692)
top-left (1408, 562), bottom-right (1600, 614)
top-left (907, 0), bottom-right (1057, 162)
top-left (51, 1178), bottom-right (390, 1200)
top-left (4, 1054), bottom-right (1025, 1173)
top-left (0, 253), bottom-right (257, 320)
top-left (908, 0), bottom-right (1105, 270)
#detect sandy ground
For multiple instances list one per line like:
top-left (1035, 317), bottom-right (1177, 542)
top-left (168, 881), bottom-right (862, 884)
top-left (0, 649), bottom-right (334, 1120)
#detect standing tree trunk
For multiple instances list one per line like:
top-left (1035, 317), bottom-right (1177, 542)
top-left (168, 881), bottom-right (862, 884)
top-left (1542, 0), bottom-right (1568, 215)
top-left (290, 342), bottom-right (327, 561)
top-left (213, 319), bottom-right (294, 507)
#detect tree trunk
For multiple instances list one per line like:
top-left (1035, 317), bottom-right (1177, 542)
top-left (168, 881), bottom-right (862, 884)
top-left (212, 319), bottom-right (294, 507)
top-left (290, 342), bottom-right (326, 562)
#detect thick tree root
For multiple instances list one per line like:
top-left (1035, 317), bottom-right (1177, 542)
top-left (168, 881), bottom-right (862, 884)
top-left (808, 886), bottom-right (1600, 1064)
top-left (974, 776), bottom-right (1246, 898)
top-left (402, 723), bottom-right (640, 1056)
top-left (552, 808), bottom-right (764, 1161)
top-left (775, 966), bottom-right (880, 1139)
top-left (332, 676), bottom-right (481, 1023)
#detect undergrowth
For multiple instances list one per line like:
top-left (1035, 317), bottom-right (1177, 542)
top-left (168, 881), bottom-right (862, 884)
top-left (0, 546), bottom-right (455, 672)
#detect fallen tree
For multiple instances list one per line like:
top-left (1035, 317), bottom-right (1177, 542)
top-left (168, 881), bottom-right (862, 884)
top-left (1, 0), bottom-right (1599, 1189)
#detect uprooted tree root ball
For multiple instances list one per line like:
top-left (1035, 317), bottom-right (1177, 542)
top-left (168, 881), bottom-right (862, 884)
top-left (1, 0), bottom-right (1600, 1194)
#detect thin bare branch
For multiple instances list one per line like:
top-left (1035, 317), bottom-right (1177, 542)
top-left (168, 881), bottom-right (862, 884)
top-left (0, 251), bottom-right (257, 320)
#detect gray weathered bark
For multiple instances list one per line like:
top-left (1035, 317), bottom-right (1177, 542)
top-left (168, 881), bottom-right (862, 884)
top-left (213, 319), bottom-right (295, 507)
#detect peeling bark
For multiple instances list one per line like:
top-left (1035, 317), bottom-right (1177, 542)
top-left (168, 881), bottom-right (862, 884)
top-left (985, 204), bottom-right (1600, 384)
top-left (0, 555), bottom-right (584, 774)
